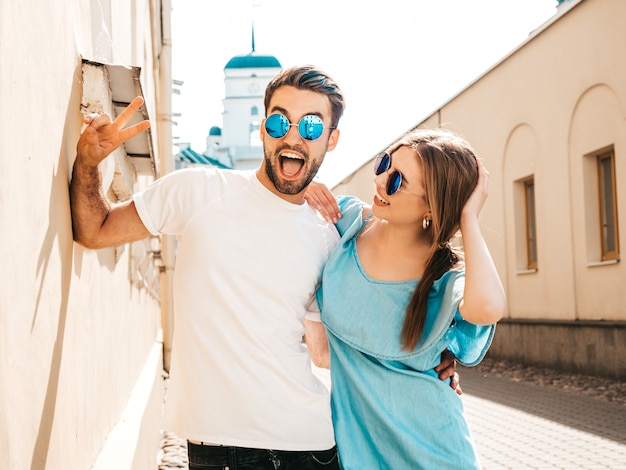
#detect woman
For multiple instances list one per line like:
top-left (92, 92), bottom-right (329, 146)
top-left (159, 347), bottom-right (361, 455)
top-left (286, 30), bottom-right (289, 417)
top-left (308, 128), bottom-right (506, 469)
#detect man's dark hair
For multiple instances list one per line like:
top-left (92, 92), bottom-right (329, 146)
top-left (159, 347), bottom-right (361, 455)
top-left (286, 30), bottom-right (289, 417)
top-left (264, 65), bottom-right (345, 129)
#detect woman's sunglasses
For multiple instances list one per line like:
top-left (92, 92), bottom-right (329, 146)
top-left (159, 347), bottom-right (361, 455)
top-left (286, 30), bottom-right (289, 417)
top-left (374, 152), bottom-right (406, 196)
top-left (264, 113), bottom-right (332, 141)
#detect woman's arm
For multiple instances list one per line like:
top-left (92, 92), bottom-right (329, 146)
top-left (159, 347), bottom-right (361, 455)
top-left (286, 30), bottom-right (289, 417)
top-left (304, 180), bottom-right (341, 223)
top-left (458, 160), bottom-right (507, 325)
top-left (304, 181), bottom-right (372, 223)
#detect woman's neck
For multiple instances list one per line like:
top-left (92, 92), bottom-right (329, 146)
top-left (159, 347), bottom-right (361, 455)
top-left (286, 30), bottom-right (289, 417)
top-left (356, 217), bottom-right (431, 281)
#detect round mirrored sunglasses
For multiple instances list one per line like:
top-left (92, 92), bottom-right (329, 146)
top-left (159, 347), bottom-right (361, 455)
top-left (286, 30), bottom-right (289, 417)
top-left (264, 113), bottom-right (331, 141)
top-left (374, 152), bottom-right (403, 196)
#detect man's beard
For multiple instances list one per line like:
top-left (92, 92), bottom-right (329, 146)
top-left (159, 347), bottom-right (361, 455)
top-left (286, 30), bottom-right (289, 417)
top-left (263, 147), bottom-right (324, 195)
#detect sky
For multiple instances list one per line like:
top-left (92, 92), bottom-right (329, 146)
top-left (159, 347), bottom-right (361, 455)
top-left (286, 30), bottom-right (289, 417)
top-left (170, 0), bottom-right (559, 186)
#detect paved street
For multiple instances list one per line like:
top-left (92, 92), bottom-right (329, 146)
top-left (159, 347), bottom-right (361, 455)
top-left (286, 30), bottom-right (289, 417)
top-left (460, 366), bottom-right (626, 469)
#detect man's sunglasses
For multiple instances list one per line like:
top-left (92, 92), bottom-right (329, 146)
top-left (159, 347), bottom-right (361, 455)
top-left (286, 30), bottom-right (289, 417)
top-left (374, 152), bottom-right (407, 196)
top-left (264, 113), bottom-right (332, 141)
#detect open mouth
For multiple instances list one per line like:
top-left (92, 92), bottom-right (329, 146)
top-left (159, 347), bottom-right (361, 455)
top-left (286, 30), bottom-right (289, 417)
top-left (280, 152), bottom-right (305, 178)
top-left (374, 191), bottom-right (390, 206)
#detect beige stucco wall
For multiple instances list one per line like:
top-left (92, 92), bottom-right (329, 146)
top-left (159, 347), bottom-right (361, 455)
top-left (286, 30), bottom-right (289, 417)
top-left (0, 1), bottom-right (165, 468)
top-left (333, 0), bottom-right (625, 324)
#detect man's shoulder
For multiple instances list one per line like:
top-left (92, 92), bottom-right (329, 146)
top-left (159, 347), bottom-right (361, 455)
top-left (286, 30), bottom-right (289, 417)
top-left (166, 166), bottom-right (249, 178)
top-left (162, 167), bottom-right (255, 188)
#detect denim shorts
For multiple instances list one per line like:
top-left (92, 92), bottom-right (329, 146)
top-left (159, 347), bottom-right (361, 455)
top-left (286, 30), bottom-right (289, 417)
top-left (187, 441), bottom-right (339, 470)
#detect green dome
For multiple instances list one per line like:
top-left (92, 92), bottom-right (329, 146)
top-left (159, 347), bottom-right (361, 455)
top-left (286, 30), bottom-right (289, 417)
top-left (225, 52), bottom-right (281, 69)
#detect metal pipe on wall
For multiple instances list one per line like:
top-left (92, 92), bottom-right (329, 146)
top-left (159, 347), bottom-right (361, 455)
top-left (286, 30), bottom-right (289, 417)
top-left (156, 0), bottom-right (175, 372)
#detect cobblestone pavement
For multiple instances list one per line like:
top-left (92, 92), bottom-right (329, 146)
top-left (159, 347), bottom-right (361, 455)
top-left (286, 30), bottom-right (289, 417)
top-left (460, 362), bottom-right (626, 469)
top-left (473, 358), bottom-right (626, 406)
top-left (157, 429), bottom-right (188, 469)
top-left (158, 361), bottom-right (626, 469)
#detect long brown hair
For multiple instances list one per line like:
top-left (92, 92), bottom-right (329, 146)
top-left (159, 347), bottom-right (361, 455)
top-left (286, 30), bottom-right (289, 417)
top-left (392, 129), bottom-right (479, 350)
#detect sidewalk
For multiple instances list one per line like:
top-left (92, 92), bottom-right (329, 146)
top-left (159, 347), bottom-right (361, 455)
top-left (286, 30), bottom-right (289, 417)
top-left (460, 365), bottom-right (626, 469)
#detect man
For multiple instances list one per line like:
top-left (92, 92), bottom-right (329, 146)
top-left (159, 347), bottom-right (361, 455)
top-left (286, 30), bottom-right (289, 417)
top-left (71, 65), bottom-right (457, 469)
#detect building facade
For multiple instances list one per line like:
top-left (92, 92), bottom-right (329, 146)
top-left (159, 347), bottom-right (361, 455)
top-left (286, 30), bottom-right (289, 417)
top-left (202, 46), bottom-right (281, 170)
top-left (332, 0), bottom-right (626, 379)
top-left (0, 0), bottom-right (173, 468)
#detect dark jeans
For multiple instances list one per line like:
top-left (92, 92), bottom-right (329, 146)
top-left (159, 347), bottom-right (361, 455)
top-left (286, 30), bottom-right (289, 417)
top-left (187, 441), bottom-right (339, 470)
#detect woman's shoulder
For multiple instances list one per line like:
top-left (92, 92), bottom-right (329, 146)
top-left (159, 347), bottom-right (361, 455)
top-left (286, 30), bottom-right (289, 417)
top-left (335, 195), bottom-right (372, 237)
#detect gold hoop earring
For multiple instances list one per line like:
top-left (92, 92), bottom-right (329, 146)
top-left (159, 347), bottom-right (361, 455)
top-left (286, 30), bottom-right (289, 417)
top-left (422, 216), bottom-right (431, 231)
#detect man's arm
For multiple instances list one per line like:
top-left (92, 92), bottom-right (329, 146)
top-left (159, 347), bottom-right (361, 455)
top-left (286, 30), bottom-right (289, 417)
top-left (436, 350), bottom-right (463, 395)
top-left (70, 97), bottom-right (152, 249)
top-left (303, 318), bottom-right (330, 369)
top-left (304, 320), bottom-right (462, 393)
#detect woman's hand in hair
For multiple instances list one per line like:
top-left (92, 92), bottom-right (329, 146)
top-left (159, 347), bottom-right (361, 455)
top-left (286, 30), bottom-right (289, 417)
top-left (461, 158), bottom-right (489, 224)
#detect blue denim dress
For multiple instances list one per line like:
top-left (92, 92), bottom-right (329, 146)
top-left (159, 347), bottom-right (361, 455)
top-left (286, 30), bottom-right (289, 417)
top-left (317, 196), bottom-right (495, 470)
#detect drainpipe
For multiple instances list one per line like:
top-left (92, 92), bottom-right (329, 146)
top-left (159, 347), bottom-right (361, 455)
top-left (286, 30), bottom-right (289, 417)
top-left (157, 0), bottom-right (175, 372)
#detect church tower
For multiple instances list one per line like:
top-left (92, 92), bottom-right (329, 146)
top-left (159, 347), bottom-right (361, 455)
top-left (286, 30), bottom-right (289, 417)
top-left (204, 24), bottom-right (281, 170)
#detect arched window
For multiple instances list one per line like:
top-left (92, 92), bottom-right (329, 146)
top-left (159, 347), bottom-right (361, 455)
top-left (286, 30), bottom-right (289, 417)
top-left (250, 120), bottom-right (261, 146)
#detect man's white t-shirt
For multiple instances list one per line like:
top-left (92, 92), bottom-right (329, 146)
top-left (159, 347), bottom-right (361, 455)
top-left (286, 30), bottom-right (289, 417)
top-left (133, 168), bottom-right (339, 450)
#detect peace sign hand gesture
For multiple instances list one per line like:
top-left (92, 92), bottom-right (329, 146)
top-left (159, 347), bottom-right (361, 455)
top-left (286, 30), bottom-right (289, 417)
top-left (77, 96), bottom-right (151, 167)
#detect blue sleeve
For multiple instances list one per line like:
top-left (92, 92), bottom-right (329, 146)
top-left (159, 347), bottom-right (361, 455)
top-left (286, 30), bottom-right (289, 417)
top-left (430, 271), bottom-right (496, 367)
top-left (335, 195), bottom-right (365, 237)
top-left (447, 313), bottom-right (496, 367)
